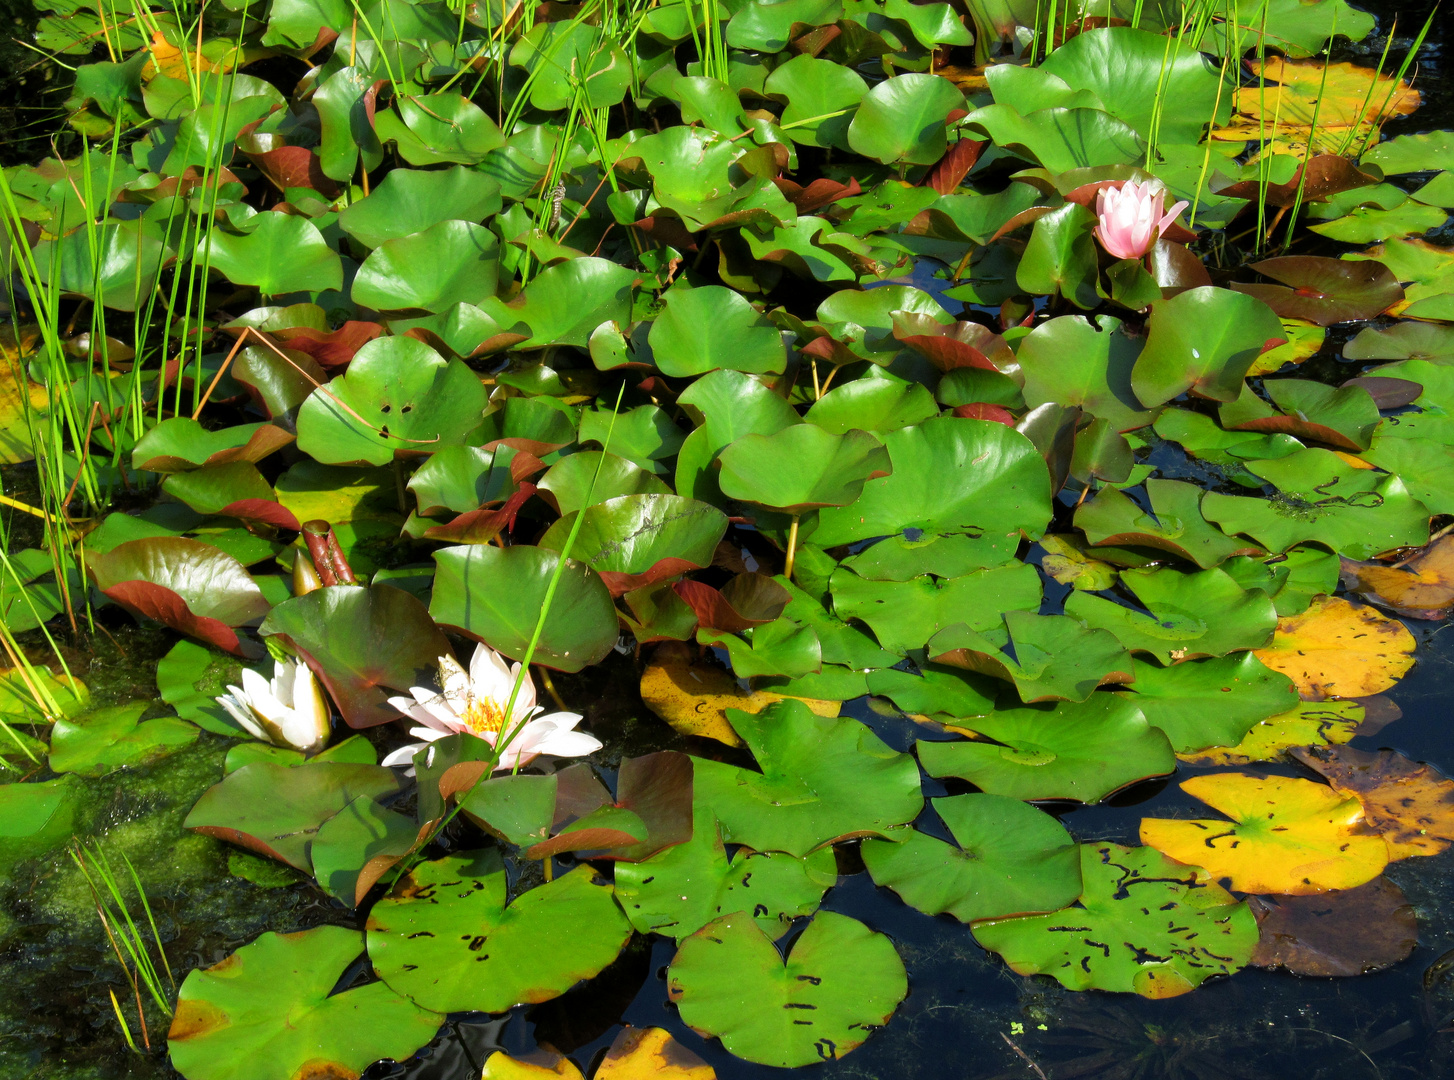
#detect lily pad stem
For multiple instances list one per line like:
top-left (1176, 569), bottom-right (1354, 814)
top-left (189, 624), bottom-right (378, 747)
top-left (536, 665), bottom-right (567, 711)
top-left (784, 513), bottom-right (801, 582)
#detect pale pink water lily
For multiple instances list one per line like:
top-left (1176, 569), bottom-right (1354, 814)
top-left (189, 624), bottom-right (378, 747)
top-left (217, 659), bottom-right (331, 754)
top-left (1093, 180), bottom-right (1190, 261)
top-left (382, 643), bottom-right (601, 773)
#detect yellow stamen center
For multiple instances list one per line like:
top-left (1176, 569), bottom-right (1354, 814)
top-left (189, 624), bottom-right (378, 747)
top-left (460, 696), bottom-right (509, 736)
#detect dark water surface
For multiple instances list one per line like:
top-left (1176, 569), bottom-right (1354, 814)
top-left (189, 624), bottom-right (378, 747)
top-left (3, 0), bottom-right (1453, 1076)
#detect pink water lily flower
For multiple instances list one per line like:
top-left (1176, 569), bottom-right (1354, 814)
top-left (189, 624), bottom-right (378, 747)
top-left (382, 643), bottom-right (601, 773)
top-left (1094, 180), bottom-right (1190, 261)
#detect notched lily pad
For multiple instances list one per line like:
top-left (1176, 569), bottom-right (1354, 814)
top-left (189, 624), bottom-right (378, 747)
top-left (1253, 595), bottom-right (1415, 697)
top-left (973, 843), bottom-right (1257, 998)
top-left (167, 925), bottom-right (441, 1080)
top-left (367, 851), bottom-right (632, 1014)
top-left (862, 793), bottom-right (1082, 922)
top-left (668, 910), bottom-right (908, 1068)
top-left (1291, 744), bottom-right (1454, 859)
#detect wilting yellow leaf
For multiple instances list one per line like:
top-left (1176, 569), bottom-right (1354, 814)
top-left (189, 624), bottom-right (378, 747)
top-left (480, 1051), bottom-right (585, 1080)
top-left (1253, 596), bottom-right (1415, 697)
top-left (1292, 744), bottom-right (1454, 860)
top-left (142, 30), bottom-right (270, 80)
top-left (1212, 58), bottom-right (1420, 156)
top-left (1341, 535), bottom-right (1454, 619)
top-left (1, 327), bottom-right (47, 465)
top-left (1177, 699), bottom-right (1363, 766)
top-left (1248, 320), bottom-right (1325, 376)
top-left (1140, 773), bottom-right (1388, 894)
top-left (595, 1027), bottom-right (715, 1080)
top-left (639, 646), bottom-right (839, 747)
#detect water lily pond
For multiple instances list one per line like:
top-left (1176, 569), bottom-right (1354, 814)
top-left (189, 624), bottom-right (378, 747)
top-left (3, 0), bottom-right (1454, 1075)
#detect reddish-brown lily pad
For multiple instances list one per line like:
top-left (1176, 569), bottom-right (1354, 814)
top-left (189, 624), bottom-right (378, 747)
top-left (1248, 877), bottom-right (1417, 976)
top-left (1232, 256), bottom-right (1404, 325)
top-left (1291, 744), bottom-right (1454, 859)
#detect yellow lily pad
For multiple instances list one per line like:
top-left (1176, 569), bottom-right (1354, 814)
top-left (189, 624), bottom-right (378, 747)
top-left (1, 326), bottom-right (47, 465)
top-left (596, 1027), bottom-right (716, 1080)
top-left (481, 1051), bottom-right (584, 1080)
top-left (1291, 744), bottom-right (1454, 860)
top-left (1247, 320), bottom-right (1326, 376)
top-left (1139, 773), bottom-right (1389, 894)
top-left (1177, 700), bottom-right (1363, 766)
top-left (1253, 596), bottom-right (1415, 698)
top-left (1213, 58), bottom-right (1420, 157)
top-left (639, 645), bottom-right (839, 747)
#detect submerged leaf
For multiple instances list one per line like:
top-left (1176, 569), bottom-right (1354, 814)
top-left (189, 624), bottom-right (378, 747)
top-left (1248, 877), bottom-right (1417, 976)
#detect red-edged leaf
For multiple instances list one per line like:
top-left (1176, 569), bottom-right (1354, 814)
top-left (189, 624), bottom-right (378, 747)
top-left (422, 484), bottom-right (536, 545)
top-left (774, 175), bottom-right (863, 213)
top-left (597, 556), bottom-right (703, 599)
top-left (217, 499), bottom-right (303, 532)
top-left (245, 145), bottom-right (341, 197)
top-left (104, 580), bottom-right (251, 656)
top-left (953, 402), bottom-right (1017, 425)
top-left (1232, 257), bottom-right (1404, 326)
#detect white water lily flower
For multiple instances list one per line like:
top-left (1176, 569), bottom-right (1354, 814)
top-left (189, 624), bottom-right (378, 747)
top-left (217, 659), bottom-right (331, 754)
top-left (382, 643), bottom-right (600, 773)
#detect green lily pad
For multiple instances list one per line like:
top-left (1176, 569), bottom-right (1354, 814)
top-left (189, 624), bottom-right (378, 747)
top-left (1116, 652), bottom-right (1300, 753)
top-left (1039, 27), bottom-right (1230, 141)
top-left (862, 794), bottom-right (1082, 921)
top-left (132, 419), bottom-right (294, 473)
top-left (296, 336), bottom-right (488, 466)
top-left (698, 617), bottom-right (822, 680)
top-left (48, 701), bottom-right (198, 776)
top-left (35, 218), bottom-right (170, 311)
top-left (367, 851), bottom-right (632, 1013)
top-left (1018, 314), bottom-right (1158, 432)
top-left (184, 760), bottom-right (402, 871)
top-left (667, 910), bottom-right (907, 1068)
top-left (719, 425), bottom-right (890, 512)
top-left (431, 543), bottom-right (620, 673)
top-left (578, 404), bottom-right (686, 475)
top-left (927, 611), bottom-right (1135, 703)
top-left (352, 220), bottom-right (501, 313)
top-left (972, 843), bottom-right (1257, 997)
top-left (762, 53), bottom-right (866, 150)
top-left (842, 531), bottom-right (1020, 580)
top-left (480, 257), bottom-right (636, 348)
top-left (648, 285), bottom-right (786, 376)
top-left (803, 375), bottom-right (939, 435)
top-left (1220, 547), bottom-right (1340, 617)
top-left (374, 92), bottom-right (504, 166)
top-left (0, 776), bottom-right (79, 872)
top-left (539, 494), bottom-right (728, 593)
top-left (407, 445), bottom-right (517, 517)
top-left (814, 416), bottom-right (1052, 546)
top-left (917, 694), bottom-right (1176, 802)
top-left (1075, 479), bottom-right (1264, 568)
top-left (260, 583), bottom-right (451, 728)
top-left (847, 72), bottom-right (964, 165)
top-left (1064, 565), bottom-right (1278, 664)
top-left (200, 211), bottom-right (343, 297)
top-left (88, 536), bottom-right (270, 656)
top-left (693, 699), bottom-right (923, 857)
top-left (1201, 447), bottom-right (1431, 559)
top-left (509, 20), bottom-right (631, 110)
top-left (865, 663), bottom-right (997, 719)
top-left (1132, 287), bottom-right (1287, 406)
top-left (963, 104), bottom-right (1144, 173)
top-left (779, 578), bottom-right (898, 670)
top-left (615, 804), bottom-right (836, 941)
top-left (311, 794), bottom-right (422, 905)
top-left (167, 925), bottom-right (441, 1080)
top-left (830, 561), bottom-right (1042, 656)
top-left (1223, 378), bottom-right (1381, 451)
top-left (538, 451), bottom-right (672, 516)
top-left (1308, 202), bottom-right (1446, 243)
top-left (338, 165), bottom-right (502, 248)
